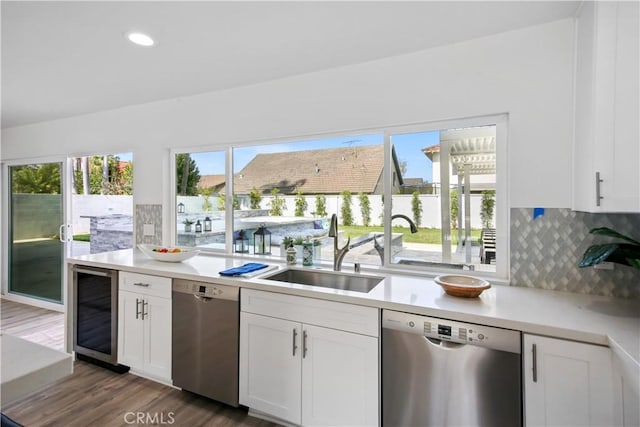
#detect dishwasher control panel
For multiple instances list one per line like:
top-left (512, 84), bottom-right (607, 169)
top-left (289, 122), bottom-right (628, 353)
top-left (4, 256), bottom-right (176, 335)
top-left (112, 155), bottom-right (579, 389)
top-left (382, 309), bottom-right (521, 354)
top-left (172, 279), bottom-right (239, 301)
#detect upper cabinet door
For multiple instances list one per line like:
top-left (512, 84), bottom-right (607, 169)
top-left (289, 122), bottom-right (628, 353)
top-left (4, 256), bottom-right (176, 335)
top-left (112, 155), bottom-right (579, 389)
top-left (573, 1), bottom-right (640, 213)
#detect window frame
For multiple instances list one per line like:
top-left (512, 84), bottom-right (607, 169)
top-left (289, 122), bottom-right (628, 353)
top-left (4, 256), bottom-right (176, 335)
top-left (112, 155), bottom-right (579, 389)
top-left (170, 113), bottom-right (509, 280)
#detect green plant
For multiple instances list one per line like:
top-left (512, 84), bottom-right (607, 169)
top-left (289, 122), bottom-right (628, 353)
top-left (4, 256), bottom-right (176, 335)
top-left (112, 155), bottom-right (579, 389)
top-left (450, 188), bottom-right (459, 230)
top-left (358, 192), bottom-right (371, 227)
top-left (182, 219), bottom-right (194, 226)
top-left (411, 191), bottom-right (422, 227)
top-left (315, 194), bottom-right (327, 217)
top-left (200, 187), bottom-right (213, 211)
top-left (249, 187), bottom-right (262, 210)
top-left (269, 188), bottom-right (286, 216)
top-left (340, 190), bottom-right (353, 226)
top-left (294, 190), bottom-right (307, 217)
top-left (293, 236), bottom-right (304, 245)
top-left (282, 236), bottom-right (294, 248)
top-left (217, 194), bottom-right (239, 211)
top-left (12, 163), bottom-right (62, 194)
top-left (578, 227), bottom-right (640, 270)
top-left (175, 153), bottom-right (201, 196)
top-left (480, 190), bottom-right (496, 228)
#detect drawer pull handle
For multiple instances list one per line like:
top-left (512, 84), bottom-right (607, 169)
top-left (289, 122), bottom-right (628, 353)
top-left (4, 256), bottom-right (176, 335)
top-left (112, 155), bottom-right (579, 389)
top-left (133, 282), bottom-right (150, 287)
top-left (532, 343), bottom-right (538, 383)
top-left (596, 172), bottom-right (603, 207)
top-left (303, 330), bottom-right (308, 359)
top-left (141, 300), bottom-right (148, 320)
top-left (292, 329), bottom-right (298, 356)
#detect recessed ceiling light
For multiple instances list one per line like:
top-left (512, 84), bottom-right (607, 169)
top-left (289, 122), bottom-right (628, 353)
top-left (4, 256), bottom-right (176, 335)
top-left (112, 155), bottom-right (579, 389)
top-left (127, 32), bottom-right (154, 47)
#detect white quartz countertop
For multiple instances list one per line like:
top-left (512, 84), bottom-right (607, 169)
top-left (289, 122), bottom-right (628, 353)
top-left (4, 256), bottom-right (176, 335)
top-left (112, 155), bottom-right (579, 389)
top-left (68, 249), bottom-right (640, 369)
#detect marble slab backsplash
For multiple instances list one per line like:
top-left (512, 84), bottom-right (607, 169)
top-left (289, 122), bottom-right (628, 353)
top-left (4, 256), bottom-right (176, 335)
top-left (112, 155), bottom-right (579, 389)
top-left (510, 208), bottom-right (640, 299)
top-left (135, 204), bottom-right (162, 246)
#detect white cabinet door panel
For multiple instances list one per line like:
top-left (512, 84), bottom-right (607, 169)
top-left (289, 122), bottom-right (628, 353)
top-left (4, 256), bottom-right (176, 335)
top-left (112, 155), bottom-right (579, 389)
top-left (239, 312), bottom-right (302, 425)
top-left (143, 295), bottom-right (172, 380)
top-left (118, 290), bottom-right (144, 369)
top-left (301, 325), bottom-right (378, 427)
top-left (524, 334), bottom-right (615, 427)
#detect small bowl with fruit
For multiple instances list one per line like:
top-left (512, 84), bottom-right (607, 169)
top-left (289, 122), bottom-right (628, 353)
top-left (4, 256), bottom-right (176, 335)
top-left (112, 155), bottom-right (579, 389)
top-left (138, 244), bottom-right (200, 262)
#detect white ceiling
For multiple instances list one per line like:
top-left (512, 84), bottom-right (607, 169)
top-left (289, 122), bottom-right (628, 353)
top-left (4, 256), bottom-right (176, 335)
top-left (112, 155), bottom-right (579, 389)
top-left (1, 1), bottom-right (581, 129)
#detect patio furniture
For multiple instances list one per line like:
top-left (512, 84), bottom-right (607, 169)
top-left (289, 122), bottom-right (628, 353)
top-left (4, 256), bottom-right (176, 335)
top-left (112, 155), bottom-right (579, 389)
top-left (480, 228), bottom-right (496, 264)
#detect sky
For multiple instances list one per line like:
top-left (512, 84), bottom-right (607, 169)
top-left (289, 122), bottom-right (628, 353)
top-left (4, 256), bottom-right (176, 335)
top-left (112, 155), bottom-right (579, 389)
top-left (189, 131), bottom-right (440, 182)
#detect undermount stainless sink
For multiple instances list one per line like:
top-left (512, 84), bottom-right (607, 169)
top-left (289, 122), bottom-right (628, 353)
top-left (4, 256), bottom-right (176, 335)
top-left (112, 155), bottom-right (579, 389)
top-left (262, 269), bottom-right (384, 293)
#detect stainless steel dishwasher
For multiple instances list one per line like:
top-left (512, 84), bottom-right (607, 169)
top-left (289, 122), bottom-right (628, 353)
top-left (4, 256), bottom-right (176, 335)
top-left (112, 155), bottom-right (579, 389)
top-left (172, 279), bottom-right (239, 407)
top-left (382, 309), bottom-right (522, 427)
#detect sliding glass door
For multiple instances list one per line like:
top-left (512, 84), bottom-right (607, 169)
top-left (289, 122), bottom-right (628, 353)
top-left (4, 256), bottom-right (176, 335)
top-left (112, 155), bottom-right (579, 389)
top-left (7, 161), bottom-right (66, 303)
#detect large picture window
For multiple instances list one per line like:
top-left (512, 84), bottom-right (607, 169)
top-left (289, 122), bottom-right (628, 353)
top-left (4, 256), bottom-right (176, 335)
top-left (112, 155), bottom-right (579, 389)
top-left (172, 115), bottom-right (507, 278)
top-left (174, 150), bottom-right (226, 250)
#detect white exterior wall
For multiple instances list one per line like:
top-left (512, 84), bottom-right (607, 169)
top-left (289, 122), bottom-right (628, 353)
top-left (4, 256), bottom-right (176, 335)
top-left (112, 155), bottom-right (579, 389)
top-left (237, 194), bottom-right (490, 229)
top-left (2, 18), bottom-right (575, 246)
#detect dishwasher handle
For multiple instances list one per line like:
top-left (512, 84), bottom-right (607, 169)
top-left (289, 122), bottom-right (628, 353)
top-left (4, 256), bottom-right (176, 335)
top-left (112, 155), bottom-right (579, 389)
top-left (425, 337), bottom-right (465, 349)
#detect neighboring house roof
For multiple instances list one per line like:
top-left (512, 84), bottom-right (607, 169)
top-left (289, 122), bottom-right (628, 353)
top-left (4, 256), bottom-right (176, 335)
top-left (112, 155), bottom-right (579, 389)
top-left (230, 144), bottom-right (401, 195)
top-left (198, 174), bottom-right (225, 191)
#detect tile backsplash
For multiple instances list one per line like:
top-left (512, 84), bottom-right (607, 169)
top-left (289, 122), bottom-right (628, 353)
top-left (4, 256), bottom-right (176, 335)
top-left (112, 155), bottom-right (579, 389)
top-left (135, 204), bottom-right (162, 246)
top-left (510, 208), bottom-right (640, 298)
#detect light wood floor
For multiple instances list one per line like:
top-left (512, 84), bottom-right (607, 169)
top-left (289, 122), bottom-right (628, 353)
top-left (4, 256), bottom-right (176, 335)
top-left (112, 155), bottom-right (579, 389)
top-left (1, 299), bottom-right (280, 427)
top-left (1, 299), bottom-right (65, 351)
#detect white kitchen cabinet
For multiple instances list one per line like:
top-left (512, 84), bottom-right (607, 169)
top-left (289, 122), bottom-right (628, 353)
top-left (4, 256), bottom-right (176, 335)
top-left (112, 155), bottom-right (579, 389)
top-left (239, 289), bottom-right (379, 427)
top-left (240, 312), bottom-right (302, 423)
top-left (118, 272), bottom-right (172, 382)
top-left (523, 334), bottom-right (616, 426)
top-left (301, 324), bottom-right (378, 427)
top-left (612, 351), bottom-right (640, 427)
top-left (573, 1), bottom-right (640, 212)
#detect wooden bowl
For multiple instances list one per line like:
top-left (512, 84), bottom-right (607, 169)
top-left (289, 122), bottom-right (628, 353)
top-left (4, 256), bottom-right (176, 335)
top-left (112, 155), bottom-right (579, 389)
top-left (434, 274), bottom-right (491, 298)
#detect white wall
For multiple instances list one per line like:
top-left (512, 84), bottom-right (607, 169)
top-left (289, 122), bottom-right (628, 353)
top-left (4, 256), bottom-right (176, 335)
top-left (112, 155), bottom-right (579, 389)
top-left (1, 19), bottom-right (575, 217)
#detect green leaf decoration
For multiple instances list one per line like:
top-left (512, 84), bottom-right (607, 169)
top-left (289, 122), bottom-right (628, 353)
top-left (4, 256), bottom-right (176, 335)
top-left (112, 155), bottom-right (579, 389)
top-left (579, 242), bottom-right (640, 270)
top-left (579, 227), bottom-right (640, 271)
top-left (589, 227), bottom-right (640, 246)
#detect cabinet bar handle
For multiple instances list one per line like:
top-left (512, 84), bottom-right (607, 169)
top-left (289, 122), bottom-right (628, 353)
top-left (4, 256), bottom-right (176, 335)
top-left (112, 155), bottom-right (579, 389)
top-left (133, 282), bottom-right (150, 287)
top-left (292, 329), bottom-right (298, 356)
top-left (532, 343), bottom-right (538, 383)
top-left (303, 330), bottom-right (308, 359)
top-left (142, 300), bottom-right (148, 320)
top-left (135, 298), bottom-right (141, 319)
top-left (596, 172), bottom-right (603, 207)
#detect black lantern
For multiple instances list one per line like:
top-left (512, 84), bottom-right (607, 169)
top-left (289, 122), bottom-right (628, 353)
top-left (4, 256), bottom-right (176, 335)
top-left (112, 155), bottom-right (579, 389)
top-left (204, 216), bottom-right (212, 232)
top-left (253, 223), bottom-right (271, 255)
top-left (177, 202), bottom-right (185, 213)
top-left (235, 229), bottom-right (249, 253)
top-left (195, 220), bottom-right (202, 233)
